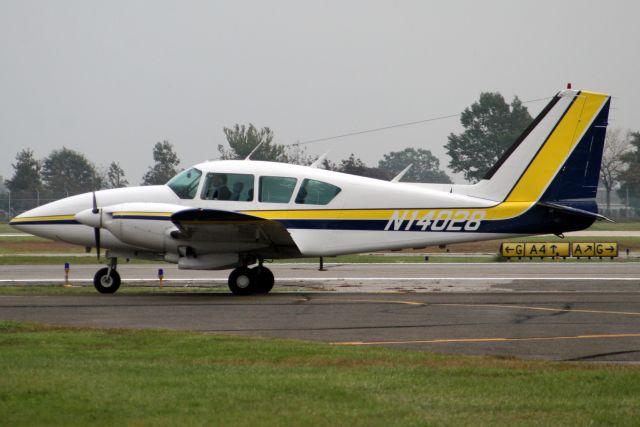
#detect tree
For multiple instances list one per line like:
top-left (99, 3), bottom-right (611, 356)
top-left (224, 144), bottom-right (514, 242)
top-left (142, 141), bottom-right (181, 185)
top-left (445, 92), bottom-right (532, 182)
top-left (41, 147), bottom-right (102, 198)
top-left (218, 124), bottom-right (287, 162)
top-left (107, 162), bottom-right (129, 188)
top-left (618, 131), bottom-right (640, 209)
top-left (378, 147), bottom-right (452, 183)
top-left (6, 149), bottom-right (43, 213)
top-left (334, 154), bottom-right (392, 180)
top-left (6, 149), bottom-right (42, 196)
top-left (285, 144), bottom-right (316, 166)
top-left (600, 129), bottom-right (631, 211)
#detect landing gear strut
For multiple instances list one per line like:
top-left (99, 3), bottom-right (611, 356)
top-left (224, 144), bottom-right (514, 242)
top-left (94, 258), bottom-right (121, 294)
top-left (227, 260), bottom-right (274, 295)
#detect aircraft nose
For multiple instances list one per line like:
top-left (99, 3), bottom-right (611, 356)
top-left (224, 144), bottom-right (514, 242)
top-left (75, 208), bottom-right (102, 228)
top-left (8, 212), bottom-right (29, 232)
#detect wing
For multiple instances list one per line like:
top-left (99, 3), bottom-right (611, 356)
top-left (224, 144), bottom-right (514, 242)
top-left (170, 208), bottom-right (301, 257)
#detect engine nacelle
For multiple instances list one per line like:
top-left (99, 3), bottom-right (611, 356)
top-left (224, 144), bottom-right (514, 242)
top-left (77, 202), bottom-right (187, 252)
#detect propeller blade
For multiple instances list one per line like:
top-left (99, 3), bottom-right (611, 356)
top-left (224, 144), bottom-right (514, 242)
top-left (92, 191), bottom-right (98, 214)
top-left (94, 227), bottom-right (101, 260)
top-left (92, 191), bottom-right (101, 260)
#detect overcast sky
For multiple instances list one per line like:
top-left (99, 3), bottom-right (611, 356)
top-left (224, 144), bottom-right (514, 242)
top-left (1, 0), bottom-right (639, 184)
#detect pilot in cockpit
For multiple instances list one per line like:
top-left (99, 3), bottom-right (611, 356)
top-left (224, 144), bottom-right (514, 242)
top-left (231, 182), bottom-right (244, 201)
top-left (210, 174), bottom-right (231, 200)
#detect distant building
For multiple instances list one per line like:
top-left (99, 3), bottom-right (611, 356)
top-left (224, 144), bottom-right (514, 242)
top-left (0, 175), bottom-right (6, 194)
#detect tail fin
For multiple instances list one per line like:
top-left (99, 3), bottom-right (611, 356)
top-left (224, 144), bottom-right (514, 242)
top-left (469, 89), bottom-right (611, 204)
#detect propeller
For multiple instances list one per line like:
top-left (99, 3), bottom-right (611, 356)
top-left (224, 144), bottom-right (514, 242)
top-left (92, 192), bottom-right (102, 260)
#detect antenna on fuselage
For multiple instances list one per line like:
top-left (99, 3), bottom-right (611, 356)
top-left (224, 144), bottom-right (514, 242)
top-left (310, 150), bottom-right (331, 168)
top-left (244, 140), bottom-right (266, 160)
top-left (390, 164), bottom-right (413, 183)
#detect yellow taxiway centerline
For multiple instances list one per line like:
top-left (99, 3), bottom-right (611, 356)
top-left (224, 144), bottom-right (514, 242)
top-left (309, 298), bottom-right (640, 317)
top-left (333, 333), bottom-right (640, 346)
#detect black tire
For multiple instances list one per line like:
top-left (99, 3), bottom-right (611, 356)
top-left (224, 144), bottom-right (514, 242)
top-left (93, 267), bottom-right (121, 294)
top-left (252, 266), bottom-right (274, 293)
top-left (228, 267), bottom-right (256, 295)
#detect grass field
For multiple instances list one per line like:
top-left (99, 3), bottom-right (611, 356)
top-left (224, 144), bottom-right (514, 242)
top-left (588, 221), bottom-right (640, 231)
top-left (1, 320), bottom-right (639, 426)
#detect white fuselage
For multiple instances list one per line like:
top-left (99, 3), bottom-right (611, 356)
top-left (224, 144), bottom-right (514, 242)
top-left (11, 161), bottom-right (516, 266)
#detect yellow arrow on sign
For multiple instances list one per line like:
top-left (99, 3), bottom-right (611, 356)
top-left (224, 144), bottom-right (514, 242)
top-left (501, 243), bottom-right (525, 257)
top-left (595, 242), bottom-right (618, 257)
top-left (572, 242), bottom-right (595, 257)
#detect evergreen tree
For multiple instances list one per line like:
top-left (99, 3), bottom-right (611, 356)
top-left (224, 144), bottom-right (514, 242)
top-left (6, 149), bottom-right (42, 196)
top-left (6, 149), bottom-right (43, 212)
top-left (107, 162), bottom-right (129, 188)
top-left (142, 141), bottom-right (181, 185)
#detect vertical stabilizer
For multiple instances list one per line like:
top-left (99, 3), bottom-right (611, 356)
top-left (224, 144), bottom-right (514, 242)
top-left (467, 89), bottom-right (610, 204)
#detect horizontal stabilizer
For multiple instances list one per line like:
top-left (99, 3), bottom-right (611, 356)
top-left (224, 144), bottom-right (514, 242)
top-left (537, 201), bottom-right (613, 222)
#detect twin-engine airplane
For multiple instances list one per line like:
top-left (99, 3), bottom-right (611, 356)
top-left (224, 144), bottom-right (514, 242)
top-left (10, 88), bottom-right (610, 295)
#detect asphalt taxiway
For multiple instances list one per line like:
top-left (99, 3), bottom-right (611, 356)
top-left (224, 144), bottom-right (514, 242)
top-left (2, 263), bottom-right (640, 362)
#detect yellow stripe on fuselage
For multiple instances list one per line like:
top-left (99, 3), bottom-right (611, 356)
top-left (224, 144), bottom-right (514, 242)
top-left (242, 202), bottom-right (532, 221)
top-left (10, 215), bottom-right (76, 223)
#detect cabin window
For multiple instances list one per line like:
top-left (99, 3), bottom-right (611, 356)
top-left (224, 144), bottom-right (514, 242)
top-left (167, 168), bottom-right (202, 199)
top-left (295, 179), bottom-right (342, 205)
top-left (259, 176), bottom-right (297, 203)
top-left (201, 173), bottom-right (254, 201)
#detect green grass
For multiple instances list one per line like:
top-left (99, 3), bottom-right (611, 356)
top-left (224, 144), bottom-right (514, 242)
top-left (0, 235), bottom-right (59, 243)
top-left (0, 223), bottom-right (17, 233)
top-left (1, 321), bottom-right (639, 426)
top-left (0, 256), bottom-right (157, 265)
top-left (588, 221), bottom-right (640, 231)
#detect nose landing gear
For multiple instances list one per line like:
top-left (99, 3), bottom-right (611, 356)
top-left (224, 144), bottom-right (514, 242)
top-left (93, 258), bottom-right (121, 294)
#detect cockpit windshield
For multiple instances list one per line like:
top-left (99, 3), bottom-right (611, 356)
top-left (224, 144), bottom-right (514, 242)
top-left (167, 168), bottom-right (202, 199)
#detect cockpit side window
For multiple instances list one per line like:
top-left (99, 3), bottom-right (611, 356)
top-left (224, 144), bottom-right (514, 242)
top-left (259, 176), bottom-right (297, 203)
top-left (201, 173), bottom-right (255, 201)
top-left (167, 168), bottom-right (202, 199)
top-left (295, 179), bottom-right (342, 205)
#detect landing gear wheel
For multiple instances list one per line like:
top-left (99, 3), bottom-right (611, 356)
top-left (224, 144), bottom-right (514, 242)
top-left (93, 267), bottom-right (121, 294)
top-left (228, 267), bottom-right (256, 295)
top-left (252, 266), bottom-right (274, 293)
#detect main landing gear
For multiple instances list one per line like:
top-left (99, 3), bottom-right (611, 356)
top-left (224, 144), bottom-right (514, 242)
top-left (93, 258), bottom-right (121, 294)
top-left (90, 257), bottom-right (273, 296)
top-left (228, 263), bottom-right (274, 295)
